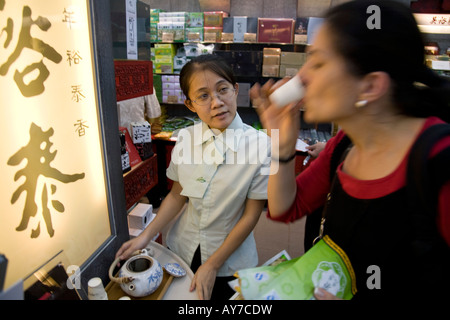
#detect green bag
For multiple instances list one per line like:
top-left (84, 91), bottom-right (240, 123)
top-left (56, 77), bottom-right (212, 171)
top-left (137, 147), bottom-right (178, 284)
top-left (237, 235), bottom-right (357, 300)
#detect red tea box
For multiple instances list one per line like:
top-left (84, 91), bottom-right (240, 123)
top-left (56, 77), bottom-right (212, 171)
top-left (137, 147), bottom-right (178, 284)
top-left (257, 18), bottom-right (295, 44)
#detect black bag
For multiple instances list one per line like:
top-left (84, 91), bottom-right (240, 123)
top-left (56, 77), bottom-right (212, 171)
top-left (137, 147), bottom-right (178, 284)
top-left (304, 125), bottom-right (450, 253)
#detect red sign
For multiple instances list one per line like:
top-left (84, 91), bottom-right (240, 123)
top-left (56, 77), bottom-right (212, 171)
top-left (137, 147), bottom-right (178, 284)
top-left (114, 60), bottom-right (153, 101)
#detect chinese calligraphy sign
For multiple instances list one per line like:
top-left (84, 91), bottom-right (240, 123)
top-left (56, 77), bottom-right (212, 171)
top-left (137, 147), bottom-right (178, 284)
top-left (74, 119), bottom-right (89, 136)
top-left (1, 0), bottom-right (112, 289)
top-left (8, 123), bottom-right (85, 238)
top-left (67, 49), bottom-right (82, 66)
top-left (0, 2), bottom-right (63, 97)
top-left (430, 16), bottom-right (450, 25)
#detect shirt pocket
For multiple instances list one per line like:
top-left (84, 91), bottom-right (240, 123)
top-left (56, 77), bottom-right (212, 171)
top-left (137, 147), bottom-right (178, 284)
top-left (179, 163), bottom-right (218, 199)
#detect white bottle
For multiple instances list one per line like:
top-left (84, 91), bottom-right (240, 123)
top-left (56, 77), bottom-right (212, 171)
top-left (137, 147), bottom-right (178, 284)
top-left (269, 75), bottom-right (305, 108)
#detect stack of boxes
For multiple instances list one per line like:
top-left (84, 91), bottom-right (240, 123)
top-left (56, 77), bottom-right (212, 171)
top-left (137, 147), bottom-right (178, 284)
top-left (128, 203), bottom-right (159, 239)
top-left (150, 9), bottom-right (165, 42)
top-left (157, 12), bottom-right (186, 42)
top-left (203, 11), bottom-right (228, 42)
top-left (151, 10), bottom-right (229, 43)
top-left (150, 10), bottom-right (307, 45)
top-left (153, 43), bottom-right (176, 74)
top-left (222, 16), bottom-right (258, 43)
top-left (262, 48), bottom-right (281, 77)
top-left (279, 51), bottom-right (306, 78)
top-left (185, 12), bottom-right (204, 42)
top-left (161, 75), bottom-right (184, 104)
top-left (117, 120), bottom-right (154, 172)
top-left (131, 121), bottom-right (153, 160)
top-left (119, 126), bottom-right (143, 170)
top-left (149, 10), bottom-right (310, 103)
top-left (262, 50), bottom-right (306, 78)
top-left (152, 44), bottom-right (213, 102)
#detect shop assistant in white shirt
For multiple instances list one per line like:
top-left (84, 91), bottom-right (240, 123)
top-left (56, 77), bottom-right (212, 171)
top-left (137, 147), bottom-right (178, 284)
top-left (166, 113), bottom-right (271, 276)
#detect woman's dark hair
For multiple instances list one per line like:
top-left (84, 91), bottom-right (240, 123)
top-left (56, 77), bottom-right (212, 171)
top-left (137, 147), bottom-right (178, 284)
top-left (324, 0), bottom-right (450, 121)
top-left (179, 54), bottom-right (237, 101)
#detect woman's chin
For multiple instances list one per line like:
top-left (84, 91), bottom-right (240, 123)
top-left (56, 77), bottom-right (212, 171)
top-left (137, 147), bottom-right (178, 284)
top-left (211, 112), bottom-right (234, 130)
top-left (303, 111), bottom-right (317, 124)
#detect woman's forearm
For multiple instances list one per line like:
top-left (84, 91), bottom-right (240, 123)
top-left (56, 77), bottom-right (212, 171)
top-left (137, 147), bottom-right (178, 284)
top-left (267, 160), bottom-right (297, 218)
top-left (141, 182), bottom-right (187, 241)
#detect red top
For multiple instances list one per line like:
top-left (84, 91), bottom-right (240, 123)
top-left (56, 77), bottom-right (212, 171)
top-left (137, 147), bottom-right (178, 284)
top-left (269, 117), bottom-right (450, 246)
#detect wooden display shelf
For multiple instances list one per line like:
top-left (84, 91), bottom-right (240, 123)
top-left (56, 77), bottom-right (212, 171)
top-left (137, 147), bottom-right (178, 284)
top-left (123, 154), bottom-right (158, 210)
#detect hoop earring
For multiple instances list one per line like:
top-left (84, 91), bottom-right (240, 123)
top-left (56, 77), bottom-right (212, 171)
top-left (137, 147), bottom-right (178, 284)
top-left (355, 100), bottom-right (368, 108)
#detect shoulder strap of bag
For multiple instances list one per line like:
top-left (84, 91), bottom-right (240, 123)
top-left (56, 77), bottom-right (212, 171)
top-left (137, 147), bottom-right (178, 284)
top-left (329, 134), bottom-right (352, 181)
top-left (305, 134), bottom-right (352, 250)
top-left (406, 123), bottom-right (450, 261)
top-left (310, 135), bottom-right (352, 246)
top-left (406, 123), bottom-right (450, 216)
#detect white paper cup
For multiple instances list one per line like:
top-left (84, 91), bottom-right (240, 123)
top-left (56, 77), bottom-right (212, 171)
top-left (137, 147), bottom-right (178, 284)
top-left (269, 75), bottom-right (305, 108)
top-left (88, 277), bottom-right (108, 300)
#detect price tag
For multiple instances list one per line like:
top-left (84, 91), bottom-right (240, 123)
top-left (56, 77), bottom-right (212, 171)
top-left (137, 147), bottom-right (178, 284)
top-left (167, 95), bottom-right (178, 104)
top-left (221, 33), bottom-right (234, 42)
top-left (204, 32), bottom-right (217, 42)
top-left (162, 32), bottom-right (174, 43)
top-left (187, 32), bottom-right (201, 42)
top-left (244, 33), bottom-right (257, 43)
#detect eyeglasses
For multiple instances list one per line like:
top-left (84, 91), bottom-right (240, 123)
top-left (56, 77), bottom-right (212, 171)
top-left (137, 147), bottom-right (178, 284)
top-left (191, 87), bottom-right (235, 106)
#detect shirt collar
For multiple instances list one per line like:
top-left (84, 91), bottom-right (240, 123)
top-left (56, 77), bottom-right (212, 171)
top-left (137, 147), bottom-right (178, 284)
top-left (194, 113), bottom-right (244, 152)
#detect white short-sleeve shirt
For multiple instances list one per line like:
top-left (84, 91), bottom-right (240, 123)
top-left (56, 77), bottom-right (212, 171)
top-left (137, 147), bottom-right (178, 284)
top-left (166, 113), bottom-right (271, 276)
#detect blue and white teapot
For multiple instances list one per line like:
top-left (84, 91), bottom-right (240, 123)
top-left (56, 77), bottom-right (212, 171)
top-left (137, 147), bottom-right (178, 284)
top-left (109, 248), bottom-right (163, 298)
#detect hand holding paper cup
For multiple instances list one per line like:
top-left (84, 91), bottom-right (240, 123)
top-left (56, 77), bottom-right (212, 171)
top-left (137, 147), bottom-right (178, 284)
top-left (269, 76), bottom-right (305, 108)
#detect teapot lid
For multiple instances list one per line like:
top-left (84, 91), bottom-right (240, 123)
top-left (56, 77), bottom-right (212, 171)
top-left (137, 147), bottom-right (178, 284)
top-left (164, 263), bottom-right (186, 277)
